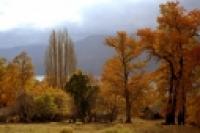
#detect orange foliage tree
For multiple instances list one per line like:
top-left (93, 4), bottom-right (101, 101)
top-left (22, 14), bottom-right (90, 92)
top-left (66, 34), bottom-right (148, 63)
top-left (103, 31), bottom-right (144, 123)
top-left (0, 52), bottom-right (35, 108)
top-left (137, 1), bottom-right (200, 125)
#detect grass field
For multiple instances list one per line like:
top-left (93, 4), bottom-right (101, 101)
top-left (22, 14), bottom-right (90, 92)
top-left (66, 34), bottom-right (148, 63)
top-left (0, 119), bottom-right (199, 133)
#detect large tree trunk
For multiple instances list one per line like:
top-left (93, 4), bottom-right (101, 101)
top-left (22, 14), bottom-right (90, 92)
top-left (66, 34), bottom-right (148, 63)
top-left (123, 56), bottom-right (132, 123)
top-left (177, 57), bottom-right (186, 125)
top-left (165, 61), bottom-right (176, 125)
top-left (125, 89), bottom-right (131, 123)
top-left (165, 83), bottom-right (177, 125)
top-left (165, 100), bottom-right (176, 124)
top-left (177, 94), bottom-right (186, 125)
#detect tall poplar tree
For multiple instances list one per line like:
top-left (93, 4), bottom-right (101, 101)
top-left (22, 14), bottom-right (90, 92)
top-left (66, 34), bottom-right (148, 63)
top-left (45, 29), bottom-right (77, 89)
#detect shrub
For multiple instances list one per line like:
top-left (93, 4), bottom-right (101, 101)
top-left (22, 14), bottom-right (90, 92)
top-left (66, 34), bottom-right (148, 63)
top-left (187, 94), bottom-right (200, 127)
top-left (103, 128), bottom-right (118, 133)
top-left (0, 106), bottom-right (15, 122)
top-left (14, 83), bottom-right (72, 122)
top-left (0, 114), bottom-right (7, 122)
top-left (60, 128), bottom-right (73, 133)
top-left (140, 107), bottom-right (162, 120)
top-left (15, 92), bottom-right (35, 122)
top-left (33, 94), bottom-right (57, 121)
top-left (102, 127), bottom-right (131, 133)
top-left (32, 88), bottom-right (71, 122)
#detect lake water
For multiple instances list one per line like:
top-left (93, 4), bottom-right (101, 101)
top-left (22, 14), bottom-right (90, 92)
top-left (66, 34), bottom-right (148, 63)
top-left (36, 75), bottom-right (45, 81)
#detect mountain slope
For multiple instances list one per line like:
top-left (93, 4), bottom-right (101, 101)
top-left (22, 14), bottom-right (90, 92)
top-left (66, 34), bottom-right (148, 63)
top-left (75, 35), bottom-right (113, 75)
top-left (0, 44), bottom-right (47, 75)
top-left (0, 35), bottom-right (113, 75)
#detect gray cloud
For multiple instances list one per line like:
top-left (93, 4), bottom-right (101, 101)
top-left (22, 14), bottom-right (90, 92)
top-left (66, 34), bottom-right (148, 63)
top-left (0, 0), bottom-right (199, 48)
top-left (179, 0), bottom-right (200, 9)
top-left (75, 0), bottom-right (160, 34)
top-left (0, 28), bottom-right (49, 48)
top-left (76, 0), bottom-right (200, 34)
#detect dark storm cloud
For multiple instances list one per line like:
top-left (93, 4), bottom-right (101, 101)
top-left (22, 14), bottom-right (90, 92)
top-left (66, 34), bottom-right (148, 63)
top-left (0, 28), bottom-right (49, 48)
top-left (0, 0), bottom-right (199, 48)
top-left (77, 0), bottom-right (199, 34)
top-left (77, 0), bottom-right (161, 34)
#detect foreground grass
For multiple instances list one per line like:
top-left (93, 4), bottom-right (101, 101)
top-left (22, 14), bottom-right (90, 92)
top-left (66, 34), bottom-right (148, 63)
top-left (0, 119), bottom-right (199, 133)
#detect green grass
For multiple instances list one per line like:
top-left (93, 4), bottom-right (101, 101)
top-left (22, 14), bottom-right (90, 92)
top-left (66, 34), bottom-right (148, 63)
top-left (0, 119), bottom-right (199, 133)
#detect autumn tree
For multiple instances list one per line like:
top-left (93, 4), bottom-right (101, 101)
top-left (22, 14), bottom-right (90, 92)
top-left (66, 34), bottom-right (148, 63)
top-left (1, 63), bottom-right (19, 107)
top-left (12, 51), bottom-right (34, 91)
top-left (0, 58), bottom-right (9, 107)
top-left (104, 32), bottom-right (143, 123)
top-left (0, 58), bottom-right (6, 90)
top-left (98, 82), bottom-right (124, 122)
top-left (137, 1), bottom-right (200, 125)
top-left (142, 63), bottom-right (169, 117)
top-left (184, 46), bottom-right (200, 126)
top-left (101, 58), bottom-right (125, 121)
top-left (0, 52), bottom-right (34, 109)
top-left (45, 29), bottom-right (77, 89)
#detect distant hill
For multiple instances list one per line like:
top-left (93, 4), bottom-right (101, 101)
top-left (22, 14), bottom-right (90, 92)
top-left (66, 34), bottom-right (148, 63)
top-left (0, 35), bottom-right (114, 75)
top-left (0, 34), bottom-right (158, 75)
top-left (75, 35), bottom-right (114, 75)
top-left (0, 44), bottom-right (47, 75)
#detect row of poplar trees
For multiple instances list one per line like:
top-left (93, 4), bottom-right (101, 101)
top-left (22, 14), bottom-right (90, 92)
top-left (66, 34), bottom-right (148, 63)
top-left (45, 29), bottom-right (77, 89)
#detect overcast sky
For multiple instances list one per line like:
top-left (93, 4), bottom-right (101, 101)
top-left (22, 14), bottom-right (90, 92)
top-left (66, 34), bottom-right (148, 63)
top-left (0, 0), bottom-right (199, 47)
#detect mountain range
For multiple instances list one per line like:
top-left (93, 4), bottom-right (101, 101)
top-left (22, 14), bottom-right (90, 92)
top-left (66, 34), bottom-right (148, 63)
top-left (0, 34), bottom-right (158, 76)
top-left (0, 35), bottom-right (114, 75)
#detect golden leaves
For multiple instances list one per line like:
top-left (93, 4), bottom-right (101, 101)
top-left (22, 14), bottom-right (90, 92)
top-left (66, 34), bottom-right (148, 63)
top-left (0, 52), bottom-right (35, 107)
top-left (102, 31), bottom-right (148, 111)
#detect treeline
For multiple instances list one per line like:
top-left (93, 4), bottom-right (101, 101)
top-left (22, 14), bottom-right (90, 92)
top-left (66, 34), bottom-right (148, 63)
top-left (0, 51), bottom-right (71, 122)
top-left (0, 1), bottom-right (200, 126)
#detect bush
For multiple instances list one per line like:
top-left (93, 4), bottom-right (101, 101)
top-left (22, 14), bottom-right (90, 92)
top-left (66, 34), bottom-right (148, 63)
top-left (14, 84), bottom-right (72, 122)
top-left (140, 107), bottom-right (162, 120)
top-left (187, 94), bottom-right (200, 127)
top-left (15, 92), bottom-right (35, 122)
top-left (32, 88), bottom-right (71, 122)
top-left (102, 127), bottom-right (131, 133)
top-left (103, 129), bottom-right (118, 133)
top-left (0, 106), bottom-right (15, 122)
top-left (60, 128), bottom-right (73, 133)
top-left (33, 94), bottom-right (57, 121)
top-left (0, 114), bottom-right (7, 122)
